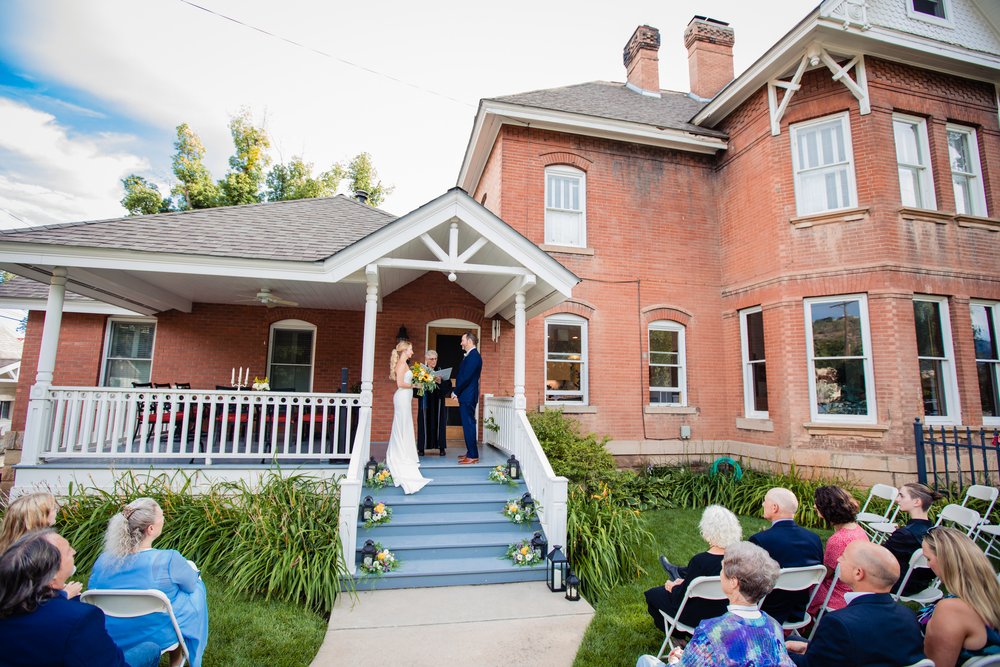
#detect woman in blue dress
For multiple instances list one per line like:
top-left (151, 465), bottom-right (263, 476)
top-left (89, 498), bottom-right (209, 667)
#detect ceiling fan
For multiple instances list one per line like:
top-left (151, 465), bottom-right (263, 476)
top-left (244, 288), bottom-right (299, 308)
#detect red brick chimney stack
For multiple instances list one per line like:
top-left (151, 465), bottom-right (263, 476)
top-left (684, 16), bottom-right (735, 100)
top-left (623, 25), bottom-right (661, 97)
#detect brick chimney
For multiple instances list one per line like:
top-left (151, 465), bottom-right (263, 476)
top-left (684, 16), bottom-right (735, 100)
top-left (623, 25), bottom-right (661, 98)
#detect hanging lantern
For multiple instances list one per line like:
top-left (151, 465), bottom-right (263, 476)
top-left (519, 492), bottom-right (534, 516)
top-left (361, 496), bottom-right (375, 521)
top-left (506, 454), bottom-right (520, 480)
top-left (361, 539), bottom-right (377, 569)
top-left (396, 325), bottom-right (410, 343)
top-left (365, 456), bottom-right (379, 482)
top-left (565, 570), bottom-right (581, 601)
top-left (530, 531), bottom-right (548, 562)
top-left (547, 545), bottom-right (568, 592)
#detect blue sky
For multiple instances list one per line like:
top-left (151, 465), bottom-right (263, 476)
top-left (0, 0), bottom-right (818, 229)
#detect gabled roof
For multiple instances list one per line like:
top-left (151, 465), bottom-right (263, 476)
top-left (0, 195), bottom-right (396, 262)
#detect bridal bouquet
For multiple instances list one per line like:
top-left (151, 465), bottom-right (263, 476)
top-left (409, 363), bottom-right (438, 397)
top-left (364, 501), bottom-right (393, 528)
top-left (360, 542), bottom-right (399, 575)
top-left (504, 539), bottom-right (544, 566)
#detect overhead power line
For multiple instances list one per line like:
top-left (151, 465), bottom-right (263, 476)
top-left (0, 207), bottom-right (32, 228)
top-left (176, 0), bottom-right (476, 109)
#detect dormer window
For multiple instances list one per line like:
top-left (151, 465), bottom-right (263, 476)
top-left (907, 0), bottom-right (953, 26)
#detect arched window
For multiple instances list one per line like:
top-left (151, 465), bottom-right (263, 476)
top-left (544, 165), bottom-right (586, 247)
top-left (267, 319), bottom-right (316, 392)
top-left (648, 321), bottom-right (686, 406)
top-left (545, 314), bottom-right (587, 404)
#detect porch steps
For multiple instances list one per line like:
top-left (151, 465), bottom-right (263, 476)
top-left (352, 445), bottom-right (546, 590)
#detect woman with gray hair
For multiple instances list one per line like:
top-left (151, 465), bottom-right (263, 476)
top-left (89, 498), bottom-right (209, 667)
top-left (645, 505), bottom-right (743, 632)
top-left (661, 541), bottom-right (794, 666)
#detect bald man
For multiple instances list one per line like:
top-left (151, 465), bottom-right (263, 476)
top-left (786, 541), bottom-right (925, 666)
top-left (748, 488), bottom-right (824, 624)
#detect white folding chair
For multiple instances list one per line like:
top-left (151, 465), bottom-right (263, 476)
top-left (81, 589), bottom-right (189, 667)
top-left (655, 575), bottom-right (727, 658)
top-left (962, 656), bottom-right (1000, 666)
top-left (857, 484), bottom-right (899, 539)
top-left (893, 549), bottom-right (943, 605)
top-left (962, 485), bottom-right (999, 520)
top-left (767, 564), bottom-right (828, 632)
top-left (934, 503), bottom-right (982, 538)
top-left (807, 564), bottom-right (839, 640)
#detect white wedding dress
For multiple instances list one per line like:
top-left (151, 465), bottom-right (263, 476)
top-left (385, 370), bottom-right (431, 494)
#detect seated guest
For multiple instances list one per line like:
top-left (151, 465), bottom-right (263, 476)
top-left (0, 530), bottom-right (160, 667)
top-left (785, 541), bottom-right (925, 666)
top-left (921, 527), bottom-right (1000, 666)
top-left (645, 505), bottom-right (742, 633)
top-left (0, 492), bottom-right (59, 552)
top-left (808, 485), bottom-right (868, 615)
top-left (883, 482), bottom-right (941, 595)
top-left (89, 498), bottom-right (209, 667)
top-left (748, 488), bottom-right (823, 625)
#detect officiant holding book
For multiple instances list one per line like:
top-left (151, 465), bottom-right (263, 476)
top-left (416, 350), bottom-right (451, 456)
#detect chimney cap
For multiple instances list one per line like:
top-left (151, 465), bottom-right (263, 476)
top-left (622, 24), bottom-right (660, 69)
top-left (684, 15), bottom-right (735, 50)
top-left (354, 189), bottom-right (370, 205)
top-left (689, 15), bottom-right (730, 27)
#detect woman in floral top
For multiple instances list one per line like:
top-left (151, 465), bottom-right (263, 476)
top-left (807, 485), bottom-right (869, 615)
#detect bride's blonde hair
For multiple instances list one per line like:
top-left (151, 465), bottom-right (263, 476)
top-left (389, 341), bottom-right (412, 380)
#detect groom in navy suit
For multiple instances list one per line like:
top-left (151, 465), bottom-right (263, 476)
top-left (453, 331), bottom-right (482, 464)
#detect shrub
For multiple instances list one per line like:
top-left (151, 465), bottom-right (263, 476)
top-left (529, 409), bottom-right (614, 481)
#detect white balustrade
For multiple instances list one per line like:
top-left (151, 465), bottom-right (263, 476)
top-left (483, 396), bottom-right (568, 550)
top-left (38, 387), bottom-right (361, 463)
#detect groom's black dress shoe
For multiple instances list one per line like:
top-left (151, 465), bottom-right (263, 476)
top-left (439, 447), bottom-right (446, 457)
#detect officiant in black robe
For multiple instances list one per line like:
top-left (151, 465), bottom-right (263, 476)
top-left (417, 349), bottom-right (452, 456)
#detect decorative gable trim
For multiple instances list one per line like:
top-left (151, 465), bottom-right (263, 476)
top-left (768, 46), bottom-right (870, 135)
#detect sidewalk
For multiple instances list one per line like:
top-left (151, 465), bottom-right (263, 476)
top-left (312, 582), bottom-right (595, 666)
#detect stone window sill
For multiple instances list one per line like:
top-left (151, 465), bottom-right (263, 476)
top-left (899, 207), bottom-right (951, 225)
top-left (804, 422), bottom-right (889, 438)
top-left (539, 404), bottom-right (597, 414)
top-left (956, 214), bottom-right (1000, 232)
top-left (737, 417), bottom-right (774, 432)
top-left (789, 206), bottom-right (870, 229)
top-left (644, 405), bottom-right (697, 415)
top-left (539, 244), bottom-right (595, 256)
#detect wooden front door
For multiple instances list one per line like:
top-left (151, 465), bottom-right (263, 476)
top-left (427, 325), bottom-right (476, 446)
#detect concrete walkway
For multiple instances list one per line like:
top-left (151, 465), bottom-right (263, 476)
top-left (312, 582), bottom-right (595, 666)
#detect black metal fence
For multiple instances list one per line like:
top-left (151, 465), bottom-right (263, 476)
top-left (914, 418), bottom-right (1000, 492)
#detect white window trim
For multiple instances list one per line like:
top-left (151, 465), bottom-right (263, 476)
top-left (914, 295), bottom-right (961, 425)
top-left (947, 124), bottom-right (988, 217)
top-left (99, 317), bottom-right (158, 388)
top-left (544, 314), bottom-right (588, 405)
top-left (893, 113), bottom-right (937, 210)
top-left (739, 307), bottom-right (768, 419)
top-left (544, 165), bottom-right (587, 248)
top-left (905, 0), bottom-right (954, 28)
top-left (648, 320), bottom-right (687, 407)
top-left (972, 300), bottom-right (1000, 426)
top-left (804, 294), bottom-right (878, 424)
top-left (267, 319), bottom-right (317, 392)
top-left (790, 112), bottom-right (858, 217)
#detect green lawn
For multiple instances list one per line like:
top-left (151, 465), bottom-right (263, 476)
top-left (572, 508), bottom-right (832, 667)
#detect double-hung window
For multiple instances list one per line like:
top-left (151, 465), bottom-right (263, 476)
top-left (913, 296), bottom-right (960, 423)
top-left (545, 315), bottom-right (587, 403)
top-left (971, 302), bottom-right (1000, 424)
top-left (907, 0), bottom-right (952, 26)
top-left (947, 125), bottom-right (987, 217)
top-left (893, 114), bottom-right (935, 209)
top-left (544, 166), bottom-right (586, 247)
top-left (102, 319), bottom-right (156, 387)
top-left (268, 320), bottom-right (316, 392)
top-left (649, 321), bottom-right (686, 405)
top-left (804, 295), bottom-right (876, 422)
top-left (790, 113), bottom-right (857, 216)
top-left (740, 307), bottom-right (768, 418)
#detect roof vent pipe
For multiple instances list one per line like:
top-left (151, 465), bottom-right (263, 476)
top-left (354, 189), bottom-right (370, 205)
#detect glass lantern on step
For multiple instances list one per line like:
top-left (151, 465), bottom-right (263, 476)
top-left (361, 496), bottom-right (375, 521)
top-left (506, 454), bottom-right (520, 480)
top-left (565, 570), bottom-right (581, 601)
top-left (362, 539), bottom-right (377, 569)
top-left (519, 492), bottom-right (534, 516)
top-left (530, 531), bottom-right (547, 561)
top-left (547, 545), bottom-right (568, 592)
top-left (365, 456), bottom-right (379, 483)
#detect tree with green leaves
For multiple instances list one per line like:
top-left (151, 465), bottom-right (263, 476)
top-left (219, 109), bottom-right (271, 206)
top-left (265, 157), bottom-right (344, 202)
top-left (120, 175), bottom-right (173, 216)
top-left (170, 123), bottom-right (219, 210)
top-left (345, 152), bottom-right (394, 207)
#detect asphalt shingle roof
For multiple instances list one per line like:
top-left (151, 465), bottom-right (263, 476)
top-left (0, 275), bottom-right (92, 301)
top-left (0, 195), bottom-right (397, 262)
top-left (490, 81), bottom-right (727, 139)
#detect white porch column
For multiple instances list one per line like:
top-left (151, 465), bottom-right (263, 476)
top-left (513, 290), bottom-right (527, 413)
top-left (22, 267), bottom-right (68, 465)
top-left (360, 266), bottom-right (379, 401)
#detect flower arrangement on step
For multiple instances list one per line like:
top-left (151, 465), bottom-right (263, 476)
top-left (252, 376), bottom-right (270, 391)
top-left (409, 362), bottom-right (437, 397)
top-left (360, 542), bottom-right (399, 575)
top-left (487, 465), bottom-right (518, 486)
top-left (502, 497), bottom-right (540, 524)
top-left (504, 538), bottom-right (544, 566)
top-left (366, 465), bottom-right (394, 489)
top-left (364, 501), bottom-right (392, 528)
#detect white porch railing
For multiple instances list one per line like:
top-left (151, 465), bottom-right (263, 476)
top-left (483, 396), bottom-right (568, 550)
top-left (337, 407), bottom-right (371, 576)
top-left (39, 387), bottom-right (361, 463)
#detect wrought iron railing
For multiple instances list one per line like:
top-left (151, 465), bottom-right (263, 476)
top-left (913, 418), bottom-right (1000, 492)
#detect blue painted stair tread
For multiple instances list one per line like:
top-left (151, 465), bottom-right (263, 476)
top-left (353, 444), bottom-right (546, 589)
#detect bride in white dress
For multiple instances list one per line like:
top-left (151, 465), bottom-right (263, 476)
top-left (384, 341), bottom-right (432, 494)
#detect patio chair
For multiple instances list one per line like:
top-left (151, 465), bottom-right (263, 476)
top-left (655, 575), bottom-right (727, 658)
top-left (807, 564), bottom-right (839, 640)
top-left (765, 564), bottom-right (827, 632)
top-left (207, 387), bottom-right (250, 447)
top-left (934, 503), bottom-right (982, 538)
top-left (131, 382), bottom-right (186, 445)
top-left (174, 383), bottom-right (191, 389)
top-left (81, 588), bottom-right (190, 666)
top-left (892, 549), bottom-right (942, 606)
top-left (857, 483), bottom-right (899, 540)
